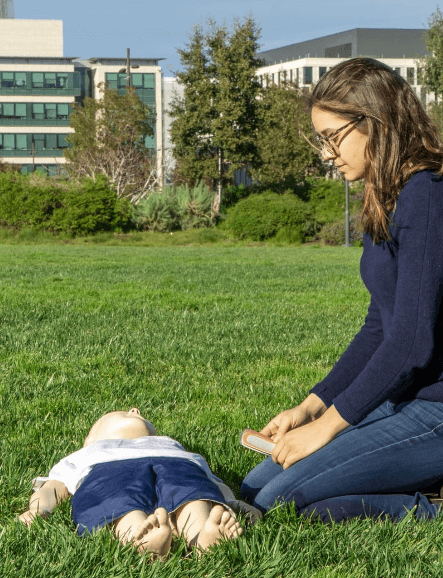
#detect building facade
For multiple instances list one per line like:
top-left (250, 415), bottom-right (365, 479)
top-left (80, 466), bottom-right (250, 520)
top-left (257, 28), bottom-right (431, 107)
top-left (0, 20), bottom-right (164, 178)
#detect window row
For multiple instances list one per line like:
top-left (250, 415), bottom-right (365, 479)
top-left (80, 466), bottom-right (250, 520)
top-left (260, 66), bottom-right (425, 87)
top-left (0, 103), bottom-right (71, 120)
top-left (0, 72), bottom-right (76, 90)
top-left (0, 133), bottom-right (70, 150)
top-left (105, 73), bottom-right (155, 90)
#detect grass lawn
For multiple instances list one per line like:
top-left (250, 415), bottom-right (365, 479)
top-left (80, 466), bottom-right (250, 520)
top-left (1, 244), bottom-right (442, 577)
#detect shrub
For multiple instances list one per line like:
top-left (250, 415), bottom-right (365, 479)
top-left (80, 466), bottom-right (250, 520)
top-left (132, 182), bottom-right (214, 232)
top-left (0, 172), bottom-right (130, 235)
top-left (317, 213), bottom-right (363, 246)
top-left (224, 191), bottom-right (314, 241)
top-left (51, 175), bottom-right (131, 234)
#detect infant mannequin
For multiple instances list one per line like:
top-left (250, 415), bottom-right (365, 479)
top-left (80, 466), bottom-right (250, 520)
top-left (19, 408), bottom-right (257, 557)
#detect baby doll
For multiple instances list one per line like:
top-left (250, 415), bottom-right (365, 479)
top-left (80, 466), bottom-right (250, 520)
top-left (19, 408), bottom-right (259, 557)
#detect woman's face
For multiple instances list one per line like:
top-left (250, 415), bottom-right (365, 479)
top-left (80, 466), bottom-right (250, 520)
top-left (311, 107), bottom-right (370, 182)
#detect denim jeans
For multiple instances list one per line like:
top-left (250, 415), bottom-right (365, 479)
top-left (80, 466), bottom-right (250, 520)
top-left (241, 399), bottom-right (443, 513)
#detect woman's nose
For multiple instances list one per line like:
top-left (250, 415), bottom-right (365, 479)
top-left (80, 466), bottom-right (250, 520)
top-left (128, 407), bottom-right (141, 415)
top-left (322, 147), bottom-right (336, 161)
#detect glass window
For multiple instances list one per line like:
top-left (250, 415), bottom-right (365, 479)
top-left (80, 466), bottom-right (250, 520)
top-left (394, 67), bottom-right (401, 76)
top-left (15, 73), bottom-right (26, 87)
top-left (46, 134), bottom-right (57, 149)
top-left (33, 135), bottom-right (45, 150)
top-left (407, 68), bottom-right (415, 84)
top-left (3, 103), bottom-right (14, 118)
top-left (106, 73), bottom-right (118, 89)
top-left (58, 134), bottom-right (69, 148)
top-left (143, 74), bottom-right (155, 89)
top-left (417, 68), bottom-right (423, 84)
top-left (44, 73), bottom-right (57, 88)
top-left (4, 134), bottom-right (15, 149)
top-left (132, 73), bottom-right (143, 87)
top-left (2, 72), bottom-right (14, 88)
top-left (303, 67), bottom-right (313, 84)
top-left (32, 73), bottom-right (44, 88)
top-left (319, 67), bottom-right (327, 79)
top-left (57, 104), bottom-right (69, 119)
top-left (45, 104), bottom-right (57, 119)
top-left (118, 73), bottom-right (127, 88)
top-left (33, 104), bottom-right (45, 120)
top-left (56, 73), bottom-right (68, 88)
top-left (0, 134), bottom-right (2, 147)
top-left (16, 134), bottom-right (27, 150)
top-left (16, 104), bottom-right (27, 119)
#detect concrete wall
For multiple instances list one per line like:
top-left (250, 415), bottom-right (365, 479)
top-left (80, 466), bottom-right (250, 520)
top-left (0, 20), bottom-right (63, 57)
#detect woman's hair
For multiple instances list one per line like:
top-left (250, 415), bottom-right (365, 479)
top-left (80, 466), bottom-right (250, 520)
top-left (306, 57), bottom-right (443, 242)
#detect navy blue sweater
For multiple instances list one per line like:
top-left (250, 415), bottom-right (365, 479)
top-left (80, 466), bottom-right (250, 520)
top-left (310, 170), bottom-right (443, 425)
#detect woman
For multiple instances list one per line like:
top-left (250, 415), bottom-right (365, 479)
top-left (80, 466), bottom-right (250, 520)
top-left (241, 57), bottom-right (443, 516)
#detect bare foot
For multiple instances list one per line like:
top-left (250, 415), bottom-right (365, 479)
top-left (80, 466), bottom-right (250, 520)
top-left (132, 508), bottom-right (172, 557)
top-left (196, 504), bottom-right (243, 551)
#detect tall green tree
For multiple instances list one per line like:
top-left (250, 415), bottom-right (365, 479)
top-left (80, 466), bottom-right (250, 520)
top-left (169, 18), bottom-right (263, 185)
top-left (65, 84), bottom-right (157, 202)
top-left (421, 6), bottom-right (443, 101)
top-left (250, 81), bottom-right (322, 191)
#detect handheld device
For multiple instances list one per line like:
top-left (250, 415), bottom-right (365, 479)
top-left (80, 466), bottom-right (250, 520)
top-left (240, 429), bottom-right (276, 456)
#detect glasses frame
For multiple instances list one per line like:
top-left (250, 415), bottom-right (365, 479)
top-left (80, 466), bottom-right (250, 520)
top-left (301, 115), bottom-right (365, 156)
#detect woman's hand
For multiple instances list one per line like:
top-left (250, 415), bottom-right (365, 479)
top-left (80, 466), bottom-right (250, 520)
top-left (271, 405), bottom-right (350, 469)
top-left (260, 394), bottom-right (328, 443)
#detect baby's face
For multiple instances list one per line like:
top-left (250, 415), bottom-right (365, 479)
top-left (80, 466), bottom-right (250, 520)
top-left (84, 408), bottom-right (156, 446)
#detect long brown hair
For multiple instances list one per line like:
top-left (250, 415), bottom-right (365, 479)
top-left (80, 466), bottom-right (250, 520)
top-left (306, 57), bottom-right (443, 242)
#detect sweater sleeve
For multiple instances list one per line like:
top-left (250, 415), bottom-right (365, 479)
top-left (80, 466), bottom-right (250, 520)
top-left (309, 295), bottom-right (384, 408)
top-left (331, 174), bottom-right (443, 425)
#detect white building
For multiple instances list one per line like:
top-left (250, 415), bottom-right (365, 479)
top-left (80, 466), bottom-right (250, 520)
top-left (256, 28), bottom-right (431, 106)
top-left (0, 19), bottom-right (165, 177)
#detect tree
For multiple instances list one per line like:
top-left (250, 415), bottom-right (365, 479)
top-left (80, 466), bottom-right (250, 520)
top-left (421, 6), bottom-right (443, 101)
top-left (250, 81), bottom-right (322, 191)
top-left (169, 18), bottom-right (263, 187)
top-left (64, 84), bottom-right (157, 203)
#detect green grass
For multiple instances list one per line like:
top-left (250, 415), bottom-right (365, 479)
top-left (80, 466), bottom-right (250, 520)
top-left (1, 244), bottom-right (442, 577)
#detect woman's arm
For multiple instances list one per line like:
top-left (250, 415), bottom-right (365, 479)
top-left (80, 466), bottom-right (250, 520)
top-left (19, 480), bottom-right (70, 526)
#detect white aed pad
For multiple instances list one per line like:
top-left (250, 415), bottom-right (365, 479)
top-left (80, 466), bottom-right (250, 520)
top-left (240, 429), bottom-right (276, 456)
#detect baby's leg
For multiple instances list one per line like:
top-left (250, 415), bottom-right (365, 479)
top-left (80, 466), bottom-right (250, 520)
top-left (113, 508), bottom-right (172, 557)
top-left (174, 501), bottom-right (243, 551)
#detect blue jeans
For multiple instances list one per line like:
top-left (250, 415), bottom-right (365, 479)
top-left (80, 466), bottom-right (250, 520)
top-left (241, 399), bottom-right (443, 514)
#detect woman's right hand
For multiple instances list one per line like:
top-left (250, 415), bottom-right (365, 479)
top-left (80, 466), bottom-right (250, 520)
top-left (260, 394), bottom-right (328, 443)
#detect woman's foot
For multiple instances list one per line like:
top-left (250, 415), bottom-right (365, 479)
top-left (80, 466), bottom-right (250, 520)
top-left (132, 508), bottom-right (172, 557)
top-left (196, 504), bottom-right (243, 550)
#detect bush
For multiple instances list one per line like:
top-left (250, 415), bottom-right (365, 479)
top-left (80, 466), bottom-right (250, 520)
top-left (317, 213), bottom-right (363, 246)
top-left (0, 172), bottom-right (130, 235)
top-left (132, 182), bottom-right (214, 232)
top-left (224, 191), bottom-right (314, 241)
top-left (51, 175), bottom-right (131, 234)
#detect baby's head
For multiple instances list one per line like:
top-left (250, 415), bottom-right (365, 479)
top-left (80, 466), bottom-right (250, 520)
top-left (84, 408), bottom-right (156, 447)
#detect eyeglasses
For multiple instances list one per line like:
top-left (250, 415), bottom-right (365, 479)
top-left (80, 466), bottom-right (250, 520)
top-left (301, 116), bottom-right (365, 156)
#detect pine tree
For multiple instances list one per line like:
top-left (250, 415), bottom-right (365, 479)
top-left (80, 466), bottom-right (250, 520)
top-left (250, 81), bottom-right (321, 191)
top-left (169, 18), bottom-right (263, 185)
top-left (421, 6), bottom-right (443, 101)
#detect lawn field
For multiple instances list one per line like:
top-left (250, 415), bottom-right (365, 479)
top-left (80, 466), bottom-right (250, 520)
top-left (1, 245), bottom-right (443, 578)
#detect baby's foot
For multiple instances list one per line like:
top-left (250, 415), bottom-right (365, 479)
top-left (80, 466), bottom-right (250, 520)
top-left (133, 508), bottom-right (172, 557)
top-left (196, 504), bottom-right (243, 551)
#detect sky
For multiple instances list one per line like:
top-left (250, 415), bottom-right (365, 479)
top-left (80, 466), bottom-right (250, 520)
top-left (14, 0), bottom-right (442, 75)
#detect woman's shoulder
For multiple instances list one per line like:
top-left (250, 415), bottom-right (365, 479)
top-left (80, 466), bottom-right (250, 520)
top-left (402, 169), bottom-right (443, 195)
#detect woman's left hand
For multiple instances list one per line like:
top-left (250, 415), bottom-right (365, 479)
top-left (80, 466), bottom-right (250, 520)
top-left (271, 405), bottom-right (350, 469)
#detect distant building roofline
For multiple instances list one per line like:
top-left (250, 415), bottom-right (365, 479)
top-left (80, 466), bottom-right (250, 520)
top-left (87, 57), bottom-right (165, 64)
top-left (259, 27), bottom-right (426, 56)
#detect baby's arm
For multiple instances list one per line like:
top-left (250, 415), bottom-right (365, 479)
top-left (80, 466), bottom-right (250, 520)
top-left (19, 480), bottom-right (70, 526)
